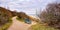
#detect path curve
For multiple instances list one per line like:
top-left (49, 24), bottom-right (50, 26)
top-left (7, 16), bottom-right (36, 30)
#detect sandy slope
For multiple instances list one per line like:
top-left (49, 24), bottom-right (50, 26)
top-left (7, 16), bottom-right (36, 30)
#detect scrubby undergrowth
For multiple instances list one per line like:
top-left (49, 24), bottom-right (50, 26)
top-left (0, 18), bottom-right (12, 30)
top-left (16, 17), bottom-right (25, 22)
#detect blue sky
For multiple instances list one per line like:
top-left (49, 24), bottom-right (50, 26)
top-left (0, 0), bottom-right (57, 15)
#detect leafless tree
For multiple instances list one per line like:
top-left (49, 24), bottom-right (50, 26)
top-left (39, 3), bottom-right (60, 29)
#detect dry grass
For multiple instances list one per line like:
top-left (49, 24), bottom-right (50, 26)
top-left (30, 23), bottom-right (59, 30)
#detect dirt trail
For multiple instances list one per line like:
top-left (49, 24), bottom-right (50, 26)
top-left (7, 16), bottom-right (36, 30)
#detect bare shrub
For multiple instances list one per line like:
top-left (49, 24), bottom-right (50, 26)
top-left (39, 3), bottom-right (60, 29)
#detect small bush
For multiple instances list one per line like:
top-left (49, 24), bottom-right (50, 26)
top-left (16, 17), bottom-right (24, 22)
top-left (0, 18), bottom-right (12, 30)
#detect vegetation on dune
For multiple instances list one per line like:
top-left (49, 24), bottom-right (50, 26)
top-left (0, 7), bottom-right (13, 30)
top-left (0, 18), bottom-right (12, 30)
top-left (17, 12), bottom-right (29, 19)
top-left (16, 17), bottom-right (25, 22)
top-left (39, 3), bottom-right (60, 29)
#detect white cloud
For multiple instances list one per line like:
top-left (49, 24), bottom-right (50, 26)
top-left (0, 0), bottom-right (57, 16)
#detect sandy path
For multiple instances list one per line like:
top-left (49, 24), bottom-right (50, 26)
top-left (7, 16), bottom-right (36, 30)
